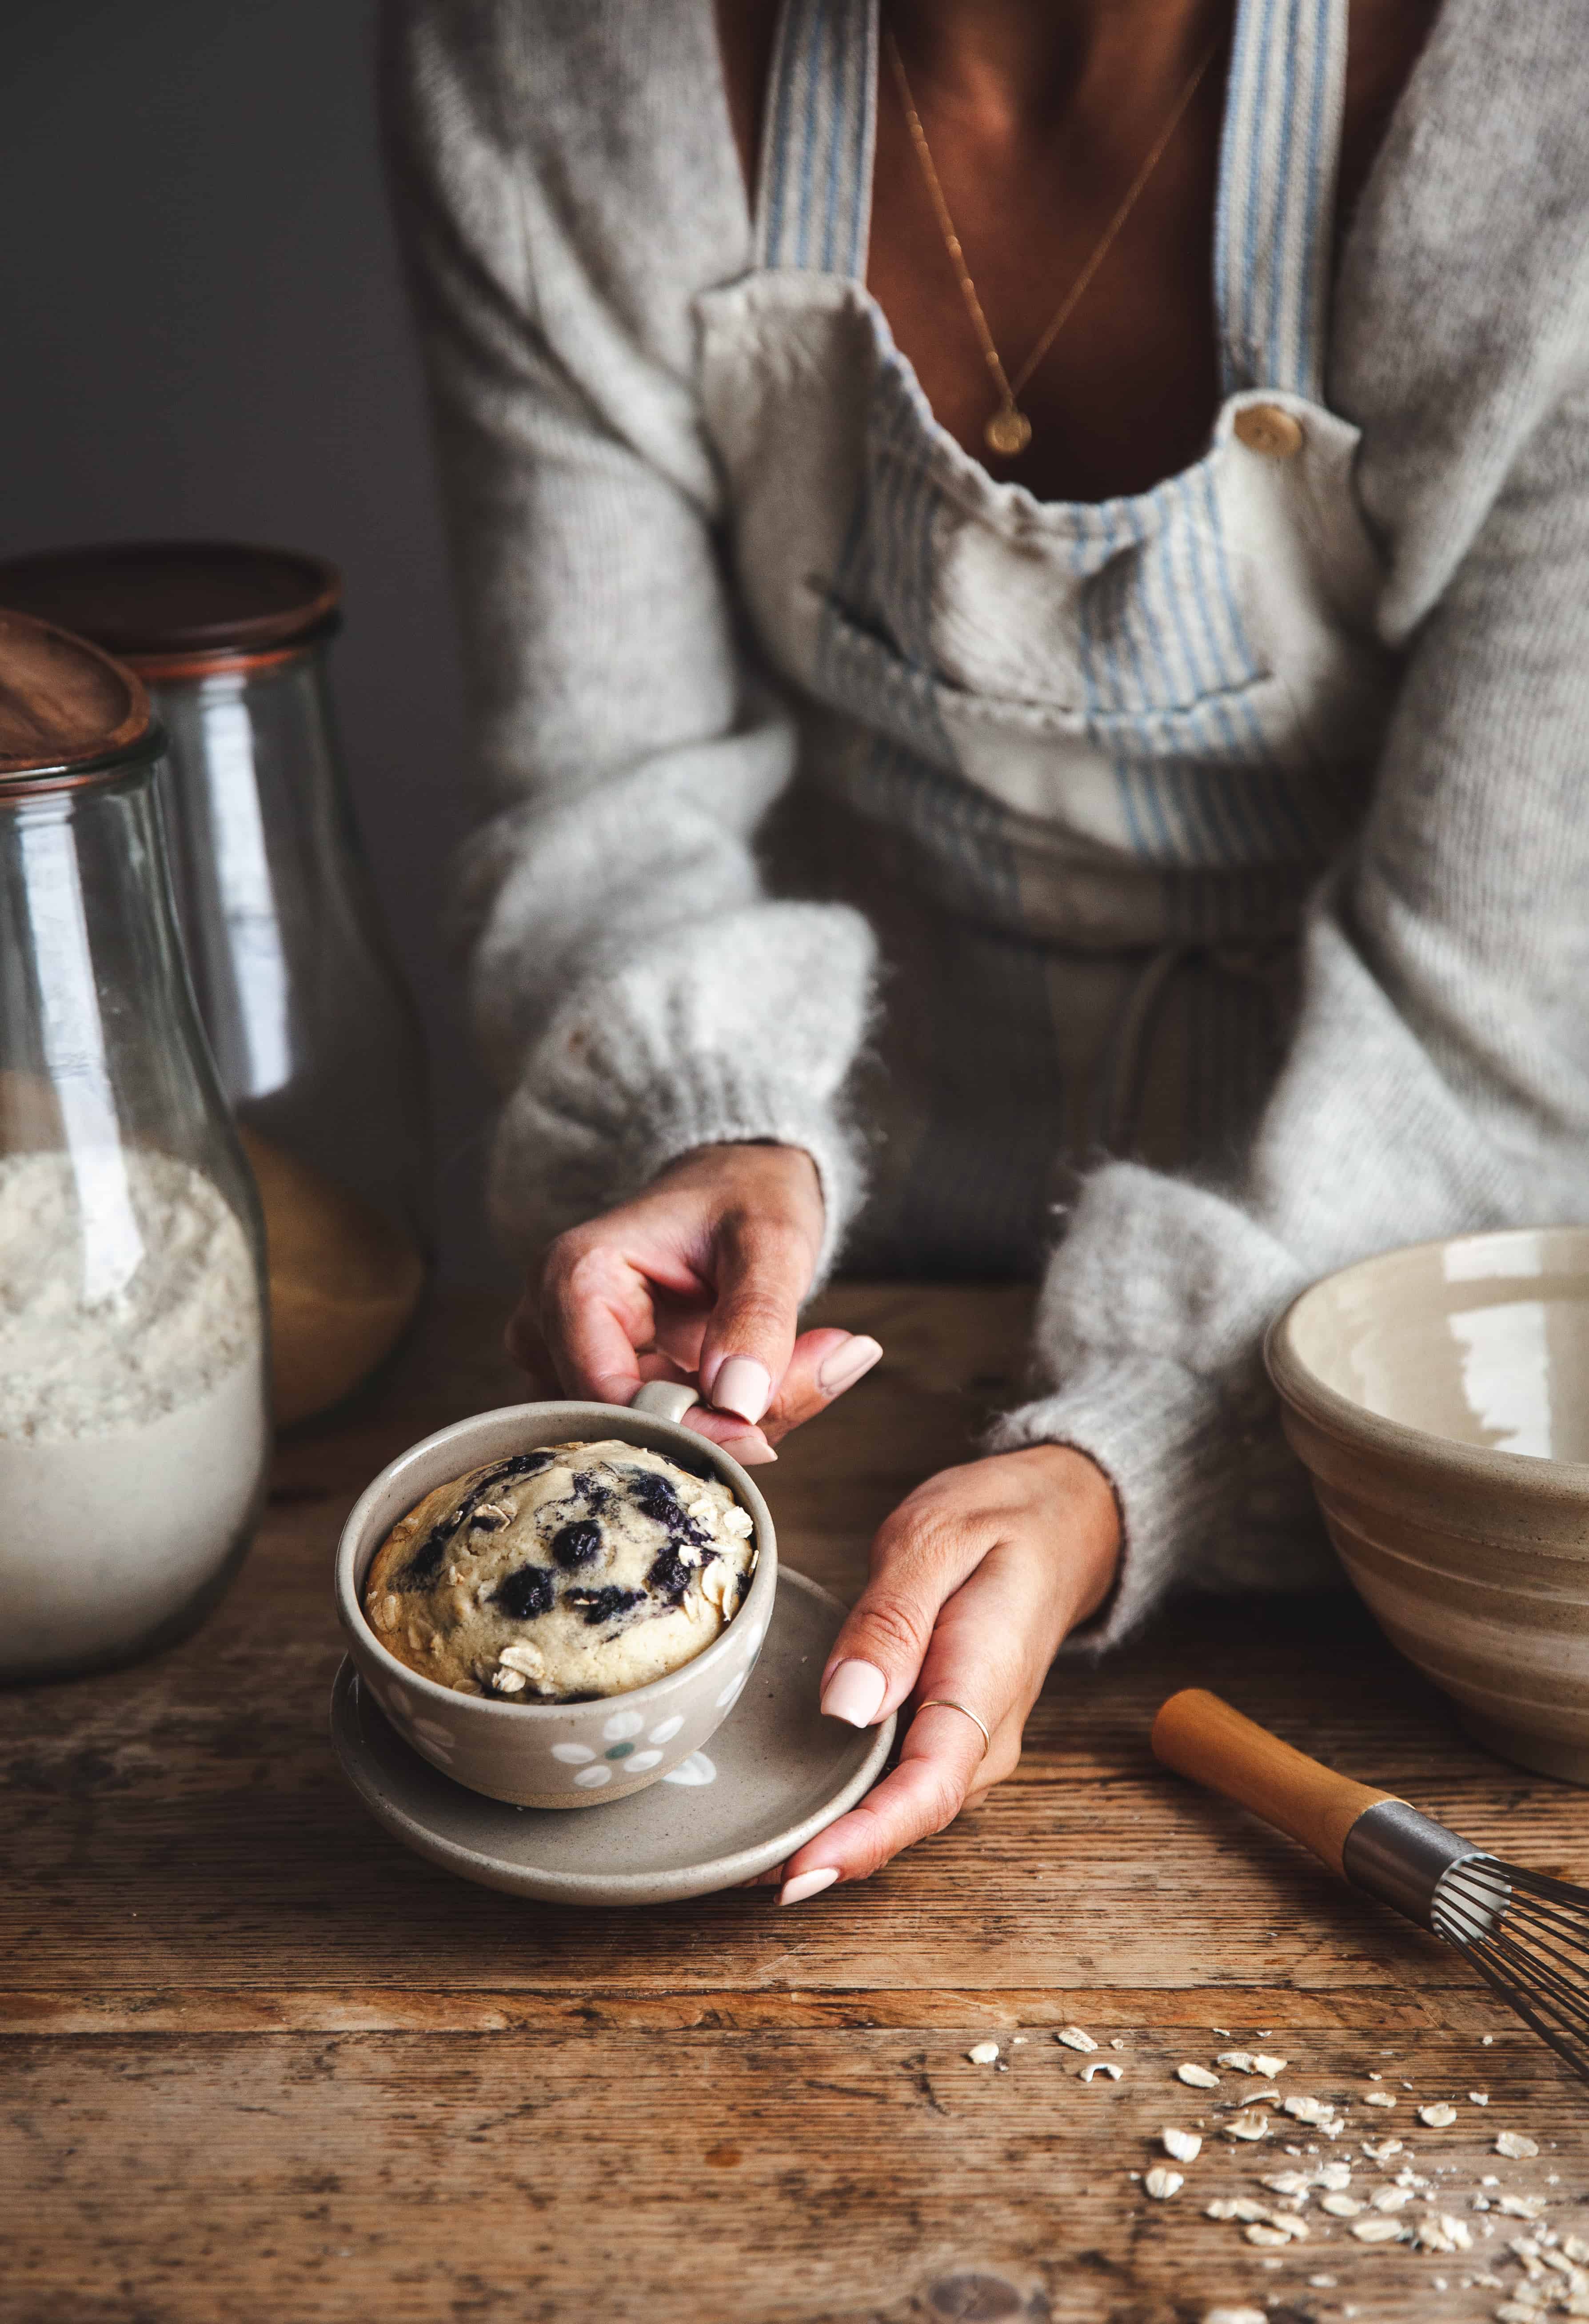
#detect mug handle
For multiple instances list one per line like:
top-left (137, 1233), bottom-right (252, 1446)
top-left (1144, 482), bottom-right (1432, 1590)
top-left (627, 1379), bottom-right (702, 1424)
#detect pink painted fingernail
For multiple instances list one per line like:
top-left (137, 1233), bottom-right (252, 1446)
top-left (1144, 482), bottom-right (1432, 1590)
top-left (821, 1659), bottom-right (886, 1726)
top-left (817, 1335), bottom-right (883, 1399)
top-left (778, 1867), bottom-right (839, 1907)
top-left (712, 1356), bottom-right (773, 1425)
top-left (722, 1431), bottom-right (777, 1467)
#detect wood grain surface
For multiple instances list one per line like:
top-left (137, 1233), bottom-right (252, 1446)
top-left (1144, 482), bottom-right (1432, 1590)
top-left (3, 1288), bottom-right (1586, 2324)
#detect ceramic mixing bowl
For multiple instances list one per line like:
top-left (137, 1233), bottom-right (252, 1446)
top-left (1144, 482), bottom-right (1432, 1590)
top-left (334, 1386), bottom-right (777, 1808)
top-left (1266, 1225), bottom-right (1589, 1785)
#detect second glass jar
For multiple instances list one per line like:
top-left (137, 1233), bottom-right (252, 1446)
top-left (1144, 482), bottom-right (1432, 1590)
top-left (0, 542), bottom-right (431, 1424)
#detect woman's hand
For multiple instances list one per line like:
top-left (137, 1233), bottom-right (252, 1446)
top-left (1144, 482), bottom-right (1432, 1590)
top-left (767, 1443), bottom-right (1122, 1903)
top-left (505, 1142), bottom-right (882, 1461)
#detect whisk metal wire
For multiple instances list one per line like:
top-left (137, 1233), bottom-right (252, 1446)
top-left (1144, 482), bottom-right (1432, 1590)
top-left (1433, 1856), bottom-right (1589, 2086)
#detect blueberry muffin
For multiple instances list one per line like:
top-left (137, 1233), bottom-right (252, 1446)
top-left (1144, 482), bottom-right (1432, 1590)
top-left (363, 1439), bottom-right (757, 1700)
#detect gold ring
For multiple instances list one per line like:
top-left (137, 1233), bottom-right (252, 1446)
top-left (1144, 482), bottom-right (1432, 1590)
top-left (916, 1698), bottom-right (991, 1757)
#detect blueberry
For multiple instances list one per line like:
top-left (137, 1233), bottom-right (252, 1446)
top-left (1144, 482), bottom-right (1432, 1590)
top-left (627, 1470), bottom-right (682, 1526)
top-left (627, 1466), bottom-right (710, 1547)
top-left (565, 1585), bottom-right (643, 1628)
top-left (551, 1519), bottom-right (604, 1571)
top-left (571, 1471), bottom-right (613, 1513)
top-left (401, 1532), bottom-right (449, 1588)
top-left (647, 1546), bottom-right (693, 1599)
top-left (494, 1565), bottom-right (555, 1621)
top-left (485, 1450), bottom-right (556, 1487)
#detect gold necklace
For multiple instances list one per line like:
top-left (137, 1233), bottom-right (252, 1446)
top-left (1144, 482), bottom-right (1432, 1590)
top-left (884, 22), bottom-right (1226, 459)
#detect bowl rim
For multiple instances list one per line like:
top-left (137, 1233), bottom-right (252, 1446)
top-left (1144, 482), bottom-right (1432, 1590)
top-left (1265, 1223), bottom-right (1589, 1491)
top-left (334, 1399), bottom-right (778, 1721)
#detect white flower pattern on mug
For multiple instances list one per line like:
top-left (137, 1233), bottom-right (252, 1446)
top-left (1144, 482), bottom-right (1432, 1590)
top-left (662, 1751), bottom-right (716, 1787)
top-left (551, 1709), bottom-right (693, 1787)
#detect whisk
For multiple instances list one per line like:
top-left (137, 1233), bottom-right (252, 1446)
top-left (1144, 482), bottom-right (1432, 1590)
top-left (1153, 1689), bottom-right (1589, 2087)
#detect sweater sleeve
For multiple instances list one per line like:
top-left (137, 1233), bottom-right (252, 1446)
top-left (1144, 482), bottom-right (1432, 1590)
top-left (379, 0), bottom-right (877, 1274)
top-left (992, 371), bottom-right (1589, 1646)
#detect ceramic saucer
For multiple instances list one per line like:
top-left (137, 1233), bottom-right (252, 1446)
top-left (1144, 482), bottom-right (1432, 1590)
top-left (329, 1567), bottom-right (895, 1904)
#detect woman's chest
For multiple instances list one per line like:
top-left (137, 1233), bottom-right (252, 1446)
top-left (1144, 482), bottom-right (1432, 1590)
top-left (717, 0), bottom-right (1440, 506)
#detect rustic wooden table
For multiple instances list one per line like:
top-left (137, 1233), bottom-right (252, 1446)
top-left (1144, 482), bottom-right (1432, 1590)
top-left (4, 1287), bottom-right (1585, 2324)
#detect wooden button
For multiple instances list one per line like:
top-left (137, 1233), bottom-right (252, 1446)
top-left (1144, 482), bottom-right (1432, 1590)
top-left (1234, 403), bottom-right (1305, 459)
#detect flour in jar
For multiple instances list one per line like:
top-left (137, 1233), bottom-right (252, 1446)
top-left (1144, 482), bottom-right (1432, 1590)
top-left (0, 1147), bottom-right (268, 1678)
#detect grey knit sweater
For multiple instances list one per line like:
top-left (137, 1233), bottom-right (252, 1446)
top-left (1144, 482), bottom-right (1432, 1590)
top-left (382, 0), bottom-right (1589, 1646)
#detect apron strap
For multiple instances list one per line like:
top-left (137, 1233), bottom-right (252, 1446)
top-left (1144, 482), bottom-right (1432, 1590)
top-left (755, 0), bottom-right (878, 276)
top-left (1214, 0), bottom-right (1351, 400)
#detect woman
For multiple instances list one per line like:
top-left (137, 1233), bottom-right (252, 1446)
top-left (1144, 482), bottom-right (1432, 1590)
top-left (382, 0), bottom-right (1589, 1901)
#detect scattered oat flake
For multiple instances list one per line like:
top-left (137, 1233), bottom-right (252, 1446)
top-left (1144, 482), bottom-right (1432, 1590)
top-left (966, 2041), bottom-right (1000, 2065)
top-left (1282, 2094), bottom-right (1330, 2123)
top-left (1217, 2050), bottom-right (1258, 2073)
top-left (1055, 2025), bottom-right (1096, 2052)
top-left (1163, 2128), bottom-right (1202, 2163)
top-left (1418, 2101), bottom-right (1458, 2128)
top-left (1145, 2167), bottom-right (1184, 2200)
top-left (1246, 2223), bottom-right (1291, 2248)
top-left (1322, 2193), bottom-right (1364, 2217)
top-left (1496, 2131), bottom-right (1541, 2160)
top-left (1206, 2197), bottom-right (1271, 2223)
top-left (1226, 2109), bottom-right (1270, 2142)
top-left (1483, 2033), bottom-right (1495, 2045)
top-left (1351, 2216), bottom-right (1406, 2244)
top-left (1361, 2138), bottom-right (1403, 2162)
top-left (1498, 2195), bottom-right (1549, 2221)
top-left (1427, 2214), bottom-right (1476, 2255)
top-left (1178, 2062), bottom-right (1221, 2089)
top-left (1203, 2310), bottom-right (1266, 2324)
top-left (1079, 2060), bottom-right (1121, 2083)
top-left (1370, 2187), bottom-right (1412, 2212)
top-left (1469, 2090), bottom-right (1489, 2105)
top-left (1309, 2282), bottom-right (1337, 2293)
top-left (1109, 2037), bottom-right (1126, 2050)
top-left (1363, 2090), bottom-right (1397, 2108)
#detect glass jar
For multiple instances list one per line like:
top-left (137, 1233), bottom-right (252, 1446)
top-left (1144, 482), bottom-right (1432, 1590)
top-left (0, 610), bottom-right (271, 1682)
top-left (0, 543), bottom-right (431, 1426)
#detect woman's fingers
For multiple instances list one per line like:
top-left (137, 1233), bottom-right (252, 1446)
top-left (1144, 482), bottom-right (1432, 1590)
top-left (776, 1699), bottom-right (997, 1901)
top-left (769, 1451), bottom-right (1126, 1904)
top-left (757, 1327), bottom-right (883, 1440)
top-left (536, 1234), bottom-right (664, 1406)
top-left (816, 1471), bottom-right (998, 1726)
top-left (697, 1206), bottom-right (820, 1426)
top-left (680, 1403), bottom-right (777, 1466)
top-left (773, 1526), bottom-right (1038, 1899)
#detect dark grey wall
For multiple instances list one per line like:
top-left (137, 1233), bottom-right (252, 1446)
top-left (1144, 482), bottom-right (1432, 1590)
top-left (4, 0), bottom-right (507, 1289)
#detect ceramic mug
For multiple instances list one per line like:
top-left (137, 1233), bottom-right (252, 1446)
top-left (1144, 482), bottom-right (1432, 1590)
top-left (334, 1382), bottom-right (777, 1808)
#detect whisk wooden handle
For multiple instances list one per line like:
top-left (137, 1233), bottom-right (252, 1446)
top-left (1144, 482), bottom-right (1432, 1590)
top-left (1152, 1689), bottom-right (1398, 1878)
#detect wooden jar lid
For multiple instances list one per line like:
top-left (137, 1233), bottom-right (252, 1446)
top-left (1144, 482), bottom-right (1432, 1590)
top-left (0, 609), bottom-right (152, 781)
top-left (0, 540), bottom-right (342, 672)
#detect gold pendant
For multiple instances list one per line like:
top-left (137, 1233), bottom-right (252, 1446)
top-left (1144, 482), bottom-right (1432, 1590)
top-left (984, 406), bottom-right (1032, 458)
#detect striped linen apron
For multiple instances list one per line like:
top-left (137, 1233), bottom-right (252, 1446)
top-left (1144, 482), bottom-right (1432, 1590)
top-left (698, 0), bottom-right (1397, 1276)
